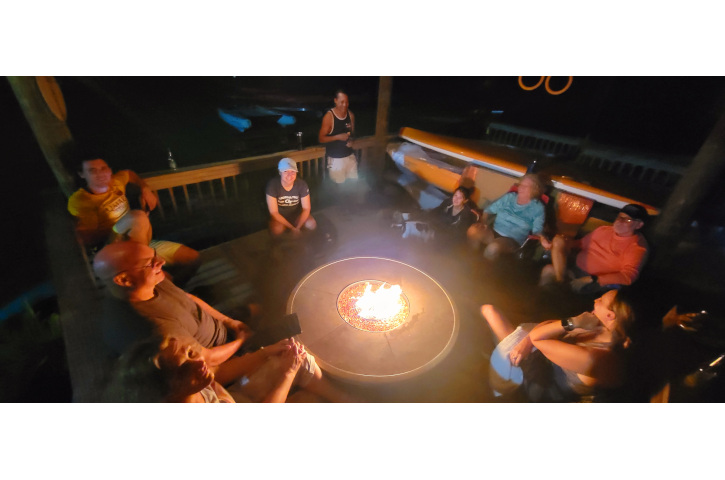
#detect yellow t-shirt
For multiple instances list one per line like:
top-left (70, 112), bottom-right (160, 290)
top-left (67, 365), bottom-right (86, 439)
top-left (67, 170), bottom-right (131, 245)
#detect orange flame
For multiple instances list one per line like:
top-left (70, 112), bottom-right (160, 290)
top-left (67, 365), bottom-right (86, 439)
top-left (355, 283), bottom-right (404, 320)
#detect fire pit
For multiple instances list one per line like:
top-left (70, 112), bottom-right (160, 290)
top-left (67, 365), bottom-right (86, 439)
top-left (337, 280), bottom-right (410, 332)
top-left (287, 257), bottom-right (458, 383)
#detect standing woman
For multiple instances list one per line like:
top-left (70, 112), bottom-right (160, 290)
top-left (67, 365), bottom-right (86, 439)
top-left (482, 289), bottom-right (635, 401)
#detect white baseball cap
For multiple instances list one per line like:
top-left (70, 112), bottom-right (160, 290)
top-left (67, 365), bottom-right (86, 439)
top-left (278, 157), bottom-right (298, 172)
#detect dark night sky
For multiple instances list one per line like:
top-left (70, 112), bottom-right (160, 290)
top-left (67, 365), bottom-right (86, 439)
top-left (2, 76), bottom-right (725, 306)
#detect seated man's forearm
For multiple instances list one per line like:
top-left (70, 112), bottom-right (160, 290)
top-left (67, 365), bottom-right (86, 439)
top-left (213, 349), bottom-right (268, 386)
top-left (204, 339), bottom-right (242, 367)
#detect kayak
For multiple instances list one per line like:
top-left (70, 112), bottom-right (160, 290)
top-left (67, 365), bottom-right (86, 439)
top-left (391, 127), bottom-right (660, 216)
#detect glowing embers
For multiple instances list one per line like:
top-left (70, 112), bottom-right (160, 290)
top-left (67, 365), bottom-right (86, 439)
top-left (337, 280), bottom-right (410, 332)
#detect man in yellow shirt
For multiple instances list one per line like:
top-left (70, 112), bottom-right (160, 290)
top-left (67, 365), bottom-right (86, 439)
top-left (68, 157), bottom-right (199, 284)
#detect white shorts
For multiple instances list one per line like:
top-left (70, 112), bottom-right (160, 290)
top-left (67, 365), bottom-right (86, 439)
top-left (328, 154), bottom-right (358, 184)
top-left (489, 323), bottom-right (538, 396)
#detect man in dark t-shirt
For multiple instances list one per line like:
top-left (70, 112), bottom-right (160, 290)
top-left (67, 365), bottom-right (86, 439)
top-left (265, 157), bottom-right (317, 237)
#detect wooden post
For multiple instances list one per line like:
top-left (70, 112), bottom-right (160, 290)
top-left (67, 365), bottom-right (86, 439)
top-left (7, 76), bottom-right (76, 197)
top-left (375, 76), bottom-right (393, 140)
top-left (368, 76), bottom-right (393, 179)
top-left (652, 109), bottom-right (725, 252)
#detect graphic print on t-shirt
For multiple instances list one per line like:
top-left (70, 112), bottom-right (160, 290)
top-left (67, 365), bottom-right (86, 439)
top-left (277, 195), bottom-right (300, 208)
top-left (102, 191), bottom-right (131, 222)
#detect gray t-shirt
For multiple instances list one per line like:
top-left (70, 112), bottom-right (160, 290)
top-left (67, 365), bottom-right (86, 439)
top-left (265, 177), bottom-right (310, 223)
top-left (101, 279), bottom-right (228, 354)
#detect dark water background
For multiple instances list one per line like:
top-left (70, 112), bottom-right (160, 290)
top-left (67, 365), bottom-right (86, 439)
top-left (2, 76), bottom-right (725, 307)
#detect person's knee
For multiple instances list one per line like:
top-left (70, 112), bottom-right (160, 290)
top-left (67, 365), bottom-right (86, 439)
top-left (480, 304), bottom-right (496, 320)
top-left (172, 245), bottom-right (200, 266)
top-left (467, 224), bottom-right (483, 243)
top-left (305, 216), bottom-right (317, 231)
top-left (114, 210), bottom-right (152, 243)
top-left (552, 234), bottom-right (566, 251)
top-left (483, 242), bottom-right (501, 260)
top-left (269, 219), bottom-right (286, 236)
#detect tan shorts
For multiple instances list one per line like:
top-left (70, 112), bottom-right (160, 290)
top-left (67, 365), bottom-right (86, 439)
top-left (328, 154), bottom-right (358, 184)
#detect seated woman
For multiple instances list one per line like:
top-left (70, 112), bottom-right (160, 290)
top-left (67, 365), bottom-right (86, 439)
top-left (467, 174), bottom-right (550, 260)
top-left (481, 289), bottom-right (634, 401)
top-left (424, 186), bottom-right (480, 242)
top-left (104, 335), bottom-right (310, 403)
top-left (265, 158), bottom-right (317, 239)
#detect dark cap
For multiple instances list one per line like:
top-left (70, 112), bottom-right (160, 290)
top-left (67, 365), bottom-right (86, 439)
top-left (620, 203), bottom-right (649, 222)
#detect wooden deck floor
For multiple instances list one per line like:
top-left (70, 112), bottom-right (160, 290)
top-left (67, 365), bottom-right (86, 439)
top-left (184, 201), bottom-right (504, 402)
top-left (182, 181), bottom-right (725, 403)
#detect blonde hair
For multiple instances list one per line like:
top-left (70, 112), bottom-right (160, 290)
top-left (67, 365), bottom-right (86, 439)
top-left (609, 290), bottom-right (635, 347)
top-left (520, 173), bottom-right (545, 200)
top-left (101, 335), bottom-right (176, 402)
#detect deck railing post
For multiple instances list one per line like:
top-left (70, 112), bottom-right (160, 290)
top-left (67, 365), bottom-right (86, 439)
top-left (7, 76), bottom-right (76, 197)
top-left (368, 76), bottom-right (393, 179)
top-left (652, 109), bottom-right (725, 262)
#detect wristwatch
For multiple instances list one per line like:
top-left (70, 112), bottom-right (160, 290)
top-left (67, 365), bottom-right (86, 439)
top-left (561, 317), bottom-right (575, 331)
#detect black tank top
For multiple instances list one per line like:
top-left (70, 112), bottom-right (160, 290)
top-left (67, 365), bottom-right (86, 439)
top-left (325, 109), bottom-right (353, 159)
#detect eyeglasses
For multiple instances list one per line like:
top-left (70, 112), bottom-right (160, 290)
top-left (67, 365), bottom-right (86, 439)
top-left (615, 214), bottom-right (635, 224)
top-left (119, 249), bottom-right (161, 274)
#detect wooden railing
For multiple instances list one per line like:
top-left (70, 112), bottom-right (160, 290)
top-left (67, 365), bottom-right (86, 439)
top-left (487, 121), bottom-right (689, 189)
top-left (48, 135), bottom-right (392, 401)
top-left (143, 136), bottom-right (389, 221)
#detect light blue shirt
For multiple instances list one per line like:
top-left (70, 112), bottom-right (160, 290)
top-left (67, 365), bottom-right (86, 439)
top-left (485, 192), bottom-right (545, 245)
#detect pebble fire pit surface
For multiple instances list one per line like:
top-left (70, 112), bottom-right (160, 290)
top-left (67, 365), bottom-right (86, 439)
top-left (337, 280), bottom-right (410, 332)
top-left (287, 257), bottom-right (458, 383)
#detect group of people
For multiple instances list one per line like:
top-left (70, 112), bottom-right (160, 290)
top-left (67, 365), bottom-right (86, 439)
top-left (389, 169), bottom-right (653, 400)
top-left (65, 89), bottom-right (656, 402)
top-left (459, 173), bottom-right (650, 400)
top-left (404, 171), bottom-right (650, 297)
top-left (264, 89), bottom-right (361, 240)
top-left (65, 91), bottom-right (364, 403)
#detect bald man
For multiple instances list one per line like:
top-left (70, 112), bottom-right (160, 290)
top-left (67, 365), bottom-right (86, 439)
top-left (93, 241), bottom-right (356, 401)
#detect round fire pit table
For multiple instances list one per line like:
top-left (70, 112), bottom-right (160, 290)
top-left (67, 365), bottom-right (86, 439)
top-left (287, 256), bottom-right (458, 383)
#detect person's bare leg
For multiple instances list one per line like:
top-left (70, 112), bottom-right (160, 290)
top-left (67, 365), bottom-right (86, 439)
top-left (114, 210), bottom-right (152, 244)
top-left (302, 366), bottom-right (360, 402)
top-left (269, 218), bottom-right (288, 238)
top-left (303, 215), bottom-right (317, 231)
top-left (480, 304), bottom-right (516, 343)
top-left (483, 237), bottom-right (517, 260)
top-left (539, 264), bottom-right (557, 286)
top-left (467, 223), bottom-right (493, 251)
top-left (167, 245), bottom-right (201, 287)
top-left (550, 234), bottom-right (568, 282)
